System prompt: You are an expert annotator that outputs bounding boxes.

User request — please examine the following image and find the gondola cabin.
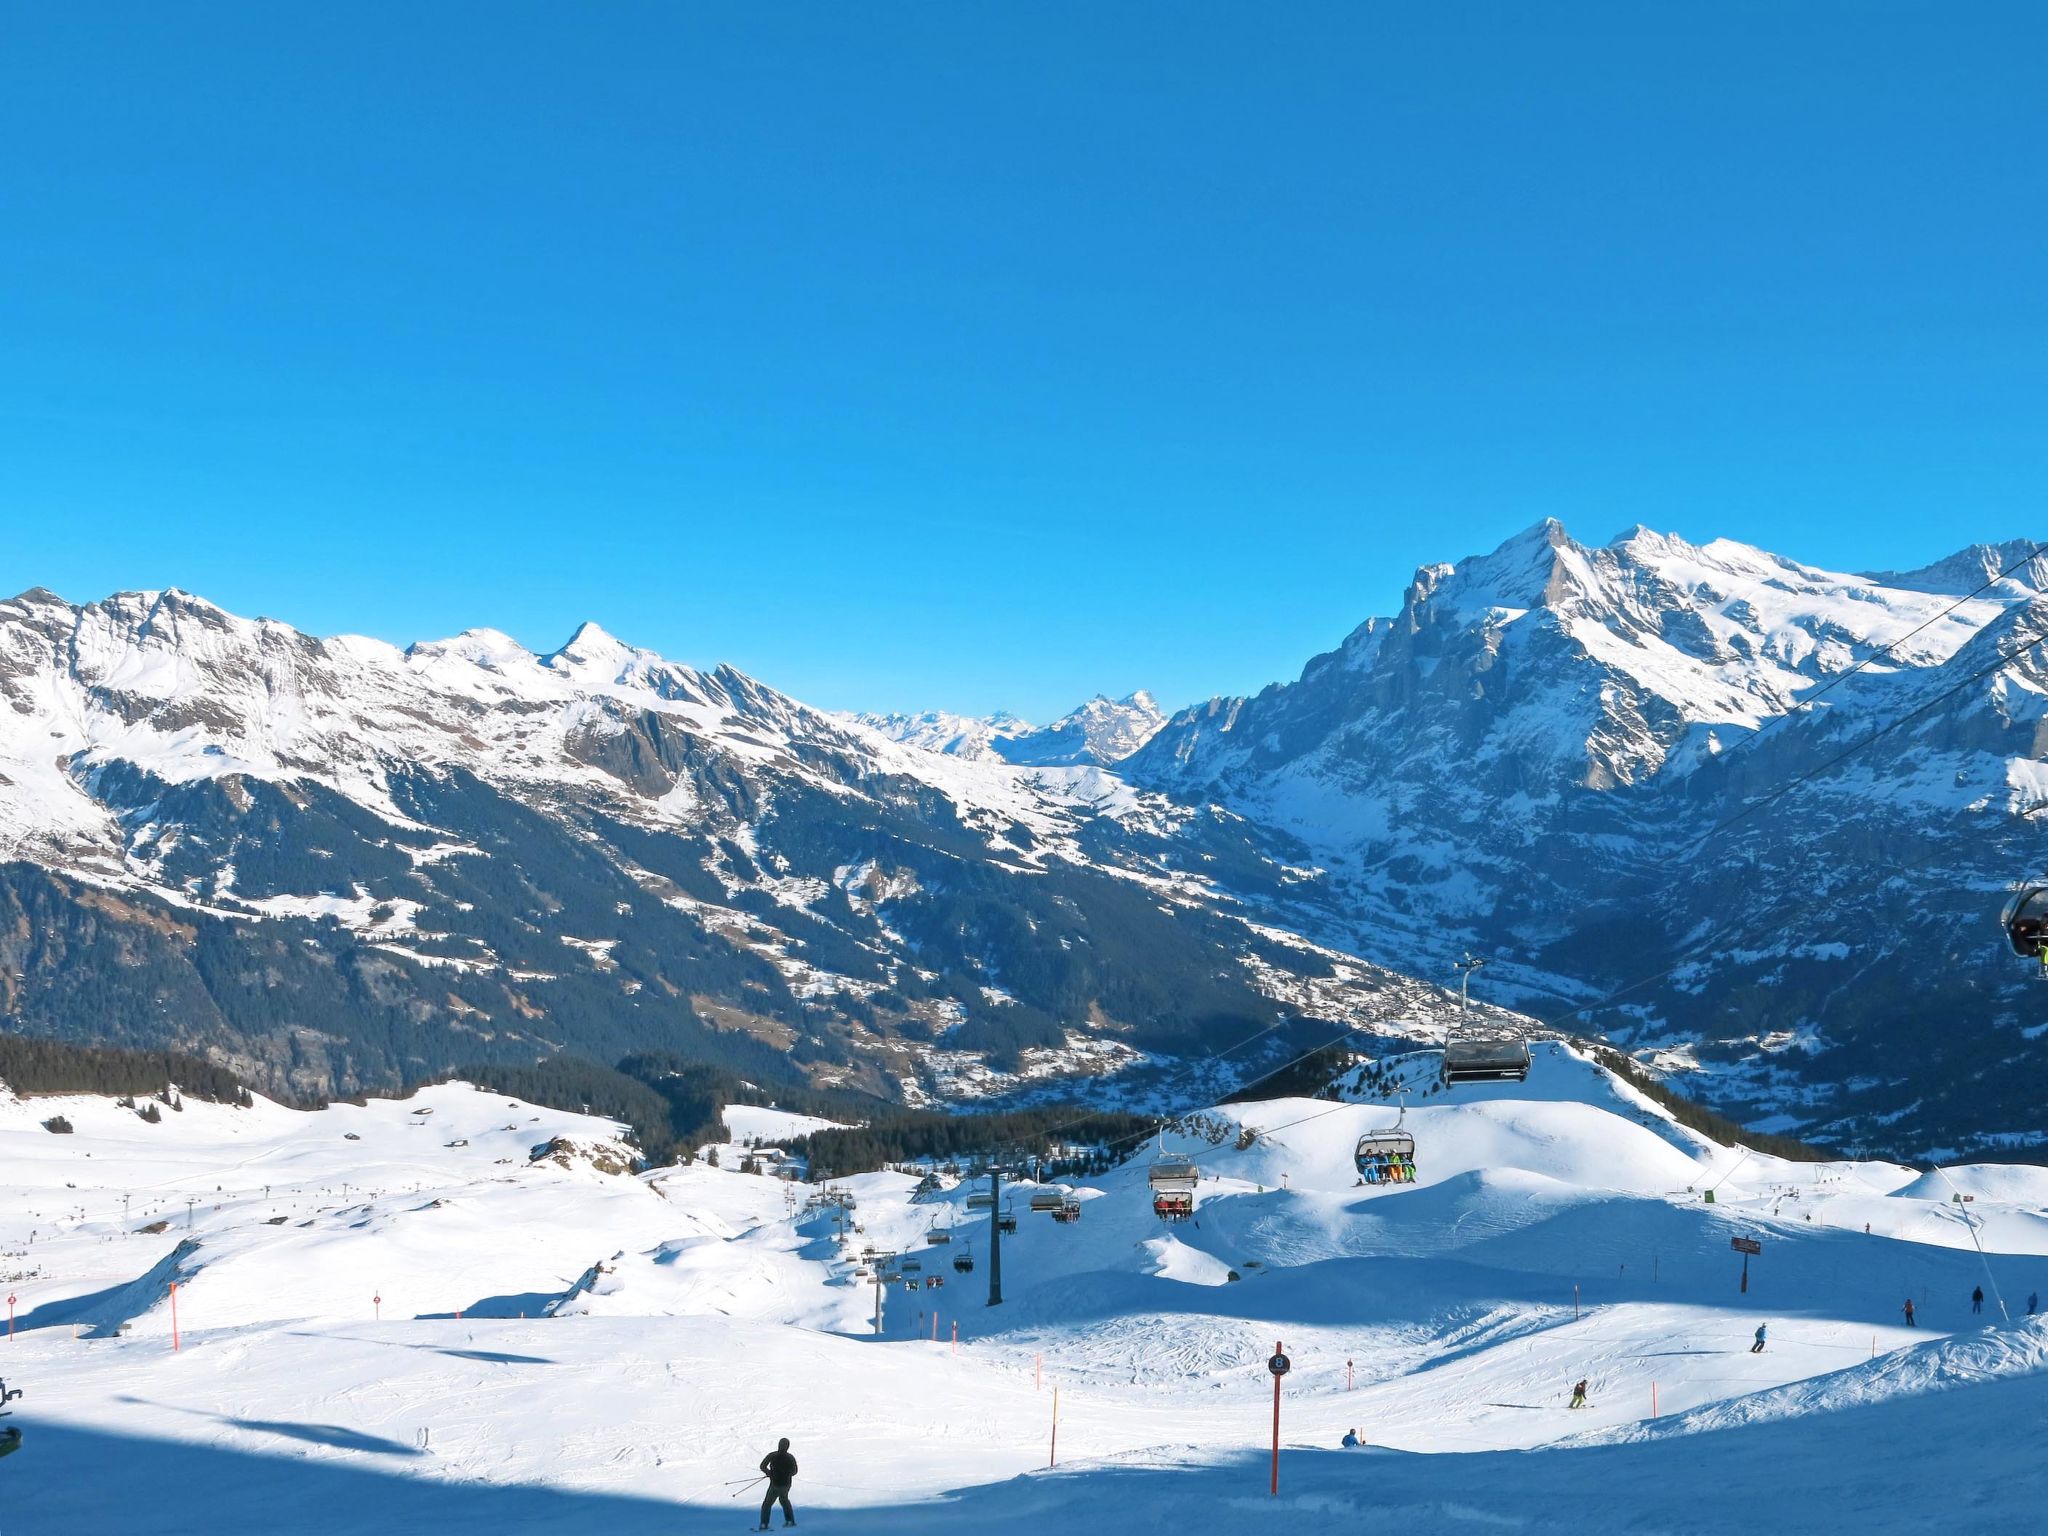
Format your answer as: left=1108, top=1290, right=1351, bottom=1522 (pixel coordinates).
left=2002, top=886, right=2048, bottom=974
left=1441, top=1038, right=1532, bottom=1085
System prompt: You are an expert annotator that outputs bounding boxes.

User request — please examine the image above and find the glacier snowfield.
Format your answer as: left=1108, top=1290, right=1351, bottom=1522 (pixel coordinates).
left=5, top=1044, right=2047, bottom=1534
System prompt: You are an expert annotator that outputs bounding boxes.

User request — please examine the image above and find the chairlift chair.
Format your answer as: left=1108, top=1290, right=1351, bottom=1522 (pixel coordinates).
left=997, top=1205, right=1019, bottom=1234
left=1028, top=1189, right=1065, bottom=1213
left=1440, top=1038, right=1532, bottom=1085
left=2001, top=886, right=2048, bottom=976
left=953, top=1249, right=974, bottom=1274
left=1353, top=1113, right=1417, bottom=1186
left=1148, top=1151, right=1200, bottom=1222
left=966, top=1191, right=995, bottom=1211
left=1053, top=1198, right=1082, bottom=1224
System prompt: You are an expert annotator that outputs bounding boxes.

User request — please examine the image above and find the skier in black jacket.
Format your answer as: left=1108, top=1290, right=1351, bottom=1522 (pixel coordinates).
left=757, top=1438, right=798, bottom=1529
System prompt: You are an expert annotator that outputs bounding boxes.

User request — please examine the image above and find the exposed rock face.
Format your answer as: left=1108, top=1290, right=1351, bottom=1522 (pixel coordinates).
left=1126, top=524, right=2048, bottom=1154
left=0, top=588, right=1481, bottom=1113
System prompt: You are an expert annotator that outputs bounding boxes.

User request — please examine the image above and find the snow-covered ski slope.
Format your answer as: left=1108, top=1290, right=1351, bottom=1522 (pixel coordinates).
left=4, top=1045, right=2046, bottom=1534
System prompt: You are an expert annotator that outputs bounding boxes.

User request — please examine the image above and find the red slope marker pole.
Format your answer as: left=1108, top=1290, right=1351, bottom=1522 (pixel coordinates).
left=6, top=1293, right=14, bottom=1341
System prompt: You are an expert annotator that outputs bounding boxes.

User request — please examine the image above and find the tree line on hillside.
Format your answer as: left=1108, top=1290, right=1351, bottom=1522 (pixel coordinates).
left=785, top=1105, right=1155, bottom=1179
left=0, top=1033, right=253, bottom=1105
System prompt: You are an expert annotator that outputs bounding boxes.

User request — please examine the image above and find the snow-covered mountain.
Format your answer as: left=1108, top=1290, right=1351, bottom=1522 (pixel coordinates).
left=3, top=518, right=2043, bottom=1158
left=857, top=690, right=1165, bottom=767
left=0, top=587, right=1483, bottom=1106
left=1127, top=521, right=2048, bottom=1155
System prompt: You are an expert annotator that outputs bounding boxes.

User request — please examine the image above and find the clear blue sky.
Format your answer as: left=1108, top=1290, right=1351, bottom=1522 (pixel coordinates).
left=2, top=3, right=2041, bottom=720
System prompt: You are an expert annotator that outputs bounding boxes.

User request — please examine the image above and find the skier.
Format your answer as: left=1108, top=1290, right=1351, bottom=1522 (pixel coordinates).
left=1568, top=1379, right=1588, bottom=1409
left=1973, top=1286, right=1985, bottom=1316
left=1341, top=1427, right=1360, bottom=1448
left=1751, top=1323, right=1767, bottom=1354
left=755, top=1437, right=798, bottom=1530
left=1903, top=1298, right=1916, bottom=1328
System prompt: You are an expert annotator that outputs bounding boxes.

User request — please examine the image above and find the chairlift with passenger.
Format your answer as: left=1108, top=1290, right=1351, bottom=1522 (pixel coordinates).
left=2001, top=885, right=2048, bottom=977
left=1353, top=1102, right=1417, bottom=1184
left=953, top=1247, right=974, bottom=1274
left=1147, top=1135, right=1200, bottom=1222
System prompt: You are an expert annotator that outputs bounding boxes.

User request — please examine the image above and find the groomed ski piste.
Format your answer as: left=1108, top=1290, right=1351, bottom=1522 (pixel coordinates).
left=4, top=1043, right=2047, bottom=1534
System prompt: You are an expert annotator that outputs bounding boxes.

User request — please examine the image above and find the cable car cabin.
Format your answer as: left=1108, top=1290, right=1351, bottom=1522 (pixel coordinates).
left=1152, top=1190, right=1195, bottom=1221
left=1052, top=1199, right=1082, bottom=1224
left=1441, top=1038, right=1532, bottom=1085
left=1353, top=1131, right=1416, bottom=1185
left=1028, top=1190, right=1065, bottom=1213
left=2002, top=886, right=2048, bottom=975
left=953, top=1250, right=974, bottom=1274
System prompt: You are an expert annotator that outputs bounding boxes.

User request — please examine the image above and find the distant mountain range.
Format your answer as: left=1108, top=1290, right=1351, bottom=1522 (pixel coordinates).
left=855, top=691, right=1166, bottom=768
left=1, top=520, right=2043, bottom=1157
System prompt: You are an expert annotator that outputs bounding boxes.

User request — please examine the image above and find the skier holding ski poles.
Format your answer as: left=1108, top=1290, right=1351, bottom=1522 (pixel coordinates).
left=754, top=1437, right=798, bottom=1530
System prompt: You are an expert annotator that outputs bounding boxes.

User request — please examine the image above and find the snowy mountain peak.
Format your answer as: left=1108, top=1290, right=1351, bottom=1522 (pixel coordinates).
left=857, top=689, right=1166, bottom=767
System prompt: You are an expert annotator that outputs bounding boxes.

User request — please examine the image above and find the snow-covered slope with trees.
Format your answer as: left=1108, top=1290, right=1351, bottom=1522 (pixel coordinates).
left=3, top=1045, right=2045, bottom=1534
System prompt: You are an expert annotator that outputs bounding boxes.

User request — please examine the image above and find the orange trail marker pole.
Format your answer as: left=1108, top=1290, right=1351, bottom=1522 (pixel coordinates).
left=951, top=1320, right=958, bottom=1355
left=1048, top=1385, right=1059, bottom=1468
left=170, top=1282, right=181, bottom=1353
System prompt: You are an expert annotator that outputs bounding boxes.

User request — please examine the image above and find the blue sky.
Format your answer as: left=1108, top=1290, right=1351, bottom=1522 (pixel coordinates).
left=2, top=3, right=2041, bottom=719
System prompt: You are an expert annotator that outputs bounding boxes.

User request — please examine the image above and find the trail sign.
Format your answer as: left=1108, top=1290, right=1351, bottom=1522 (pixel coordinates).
left=1731, top=1237, right=1762, bottom=1256
left=1267, top=1351, right=1292, bottom=1377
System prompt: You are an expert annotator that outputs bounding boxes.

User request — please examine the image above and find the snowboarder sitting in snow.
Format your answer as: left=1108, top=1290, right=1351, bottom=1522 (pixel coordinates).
left=1751, top=1323, right=1767, bottom=1354
left=1341, top=1427, right=1360, bottom=1448
left=1568, top=1379, right=1588, bottom=1409
left=757, top=1437, right=798, bottom=1530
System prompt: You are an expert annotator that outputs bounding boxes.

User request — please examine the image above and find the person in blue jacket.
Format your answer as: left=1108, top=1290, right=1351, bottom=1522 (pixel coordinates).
left=1751, top=1323, right=1767, bottom=1353
left=1341, top=1428, right=1360, bottom=1448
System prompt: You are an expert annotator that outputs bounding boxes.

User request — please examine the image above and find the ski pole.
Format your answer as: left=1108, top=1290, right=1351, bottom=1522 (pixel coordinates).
left=730, top=1475, right=767, bottom=1497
